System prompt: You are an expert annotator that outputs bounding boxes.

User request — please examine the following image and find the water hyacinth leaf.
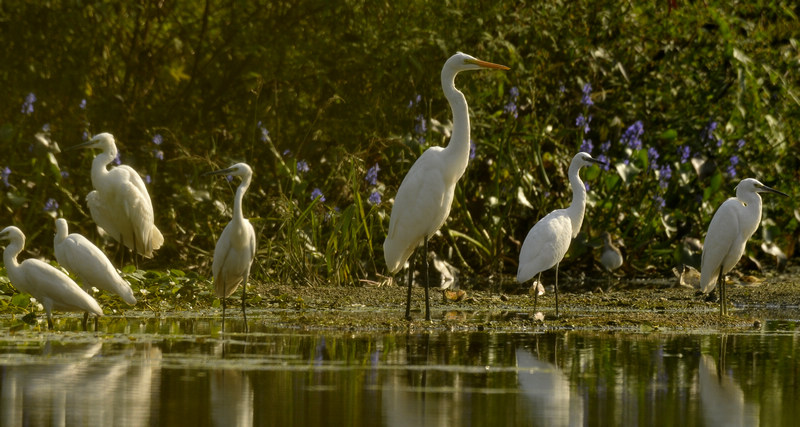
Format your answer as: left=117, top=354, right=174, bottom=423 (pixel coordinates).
left=659, top=129, right=677, bottom=140
left=11, top=293, right=30, bottom=307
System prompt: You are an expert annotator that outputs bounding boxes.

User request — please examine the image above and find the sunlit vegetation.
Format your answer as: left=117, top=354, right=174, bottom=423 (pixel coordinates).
left=1, top=1, right=798, bottom=315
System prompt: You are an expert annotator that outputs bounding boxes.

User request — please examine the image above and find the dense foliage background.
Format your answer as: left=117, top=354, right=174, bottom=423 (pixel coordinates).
left=1, top=1, right=798, bottom=304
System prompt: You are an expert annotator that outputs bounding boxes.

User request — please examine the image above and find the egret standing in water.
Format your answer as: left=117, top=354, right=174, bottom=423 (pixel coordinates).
left=54, top=218, right=136, bottom=329
left=517, top=152, right=606, bottom=317
left=1, top=226, right=103, bottom=330
left=600, top=231, right=624, bottom=287
left=205, top=163, right=256, bottom=333
left=384, top=52, right=509, bottom=321
left=700, top=178, right=787, bottom=317
left=68, top=133, right=164, bottom=266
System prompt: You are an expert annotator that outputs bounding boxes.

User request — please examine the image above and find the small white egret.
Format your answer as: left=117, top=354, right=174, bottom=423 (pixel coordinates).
left=1, top=226, right=103, bottom=330
left=384, top=52, right=509, bottom=321
left=54, top=218, right=136, bottom=328
left=699, top=178, right=787, bottom=317
left=68, top=133, right=164, bottom=266
left=517, top=152, right=606, bottom=317
left=205, top=163, right=257, bottom=333
left=600, top=231, right=623, bottom=287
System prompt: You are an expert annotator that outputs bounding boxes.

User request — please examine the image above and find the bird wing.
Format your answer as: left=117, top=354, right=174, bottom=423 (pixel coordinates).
left=110, top=166, right=162, bottom=257
left=699, top=198, right=741, bottom=293
left=212, top=219, right=256, bottom=298
left=517, top=210, right=573, bottom=283
left=57, top=234, right=136, bottom=304
left=384, top=148, right=451, bottom=273
left=20, top=259, right=103, bottom=316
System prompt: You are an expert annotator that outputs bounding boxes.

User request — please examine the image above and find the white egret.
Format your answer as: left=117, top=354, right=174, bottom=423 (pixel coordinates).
left=68, top=133, right=164, bottom=266
left=600, top=231, right=623, bottom=287
left=699, top=178, right=787, bottom=317
left=517, top=152, right=606, bottom=317
left=383, top=52, right=509, bottom=321
left=54, top=218, right=136, bottom=328
left=205, top=163, right=256, bottom=333
left=1, top=226, right=103, bottom=330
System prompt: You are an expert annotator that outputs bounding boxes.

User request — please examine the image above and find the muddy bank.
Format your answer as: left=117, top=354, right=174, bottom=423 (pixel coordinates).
left=250, top=270, right=800, bottom=333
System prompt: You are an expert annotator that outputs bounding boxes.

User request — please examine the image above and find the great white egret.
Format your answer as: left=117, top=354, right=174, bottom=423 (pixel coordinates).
left=68, top=133, right=164, bottom=266
left=517, top=152, right=605, bottom=317
left=383, top=52, right=509, bottom=321
left=699, top=178, right=787, bottom=317
left=54, top=218, right=136, bottom=328
left=205, top=162, right=256, bottom=333
left=1, top=226, right=103, bottom=329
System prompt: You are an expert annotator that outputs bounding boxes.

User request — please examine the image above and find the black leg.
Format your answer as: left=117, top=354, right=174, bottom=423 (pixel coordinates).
left=48, top=314, right=53, bottom=330
left=242, top=279, right=249, bottom=333
left=222, top=297, right=227, bottom=334
left=554, top=262, right=560, bottom=318
left=405, top=250, right=414, bottom=320
left=82, top=312, right=89, bottom=331
left=718, top=269, right=726, bottom=318
left=424, top=236, right=431, bottom=321
left=533, top=272, right=542, bottom=313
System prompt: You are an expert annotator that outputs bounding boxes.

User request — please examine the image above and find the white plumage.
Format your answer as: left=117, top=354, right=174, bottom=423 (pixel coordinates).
left=54, top=218, right=136, bottom=306
left=1, top=226, right=102, bottom=329
left=383, top=52, right=508, bottom=320
left=699, top=178, right=787, bottom=316
left=70, top=133, right=164, bottom=260
left=517, top=152, right=605, bottom=316
left=206, top=162, right=257, bottom=332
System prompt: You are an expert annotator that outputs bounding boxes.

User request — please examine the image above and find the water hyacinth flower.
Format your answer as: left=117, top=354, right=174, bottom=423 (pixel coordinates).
left=581, top=83, right=594, bottom=106
left=621, top=120, right=644, bottom=150
left=647, top=147, right=659, bottom=169
left=407, top=94, right=422, bottom=109
left=580, top=139, right=593, bottom=154
left=79, top=99, right=87, bottom=110
left=2, top=166, right=11, bottom=187
left=469, top=140, right=476, bottom=161
left=60, top=170, right=69, bottom=178
left=653, top=194, right=666, bottom=210
left=597, top=154, right=610, bottom=170
left=365, top=163, right=380, bottom=186
left=368, top=190, right=381, bottom=205
left=705, top=121, right=718, bottom=141
left=737, top=139, right=745, bottom=149
left=728, top=155, right=739, bottom=177
left=414, top=114, right=427, bottom=144
left=145, top=175, right=152, bottom=184
left=153, top=150, right=164, bottom=161
left=152, top=134, right=163, bottom=145
left=297, top=160, right=310, bottom=173
left=22, top=93, right=36, bottom=115
left=678, top=145, right=691, bottom=163
left=576, top=114, right=591, bottom=134
left=113, top=152, right=121, bottom=165
left=43, top=198, right=58, bottom=212
left=504, top=86, right=519, bottom=119
left=311, top=188, right=325, bottom=202
left=658, top=164, right=672, bottom=189
left=257, top=121, right=270, bottom=142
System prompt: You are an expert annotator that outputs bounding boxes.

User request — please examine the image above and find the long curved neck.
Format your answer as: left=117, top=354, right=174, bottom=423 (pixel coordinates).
left=233, top=175, right=251, bottom=222
left=566, top=163, right=587, bottom=238
left=441, top=68, right=471, bottom=182
left=3, top=238, right=22, bottom=272
left=91, top=147, right=115, bottom=189
left=739, top=192, right=763, bottom=239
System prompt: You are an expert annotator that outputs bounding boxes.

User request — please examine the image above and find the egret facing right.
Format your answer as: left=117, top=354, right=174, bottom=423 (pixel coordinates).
left=700, top=178, right=787, bottom=317
left=517, top=152, right=606, bottom=317
left=68, top=133, right=164, bottom=265
left=384, top=52, right=509, bottom=321
left=205, top=163, right=256, bottom=333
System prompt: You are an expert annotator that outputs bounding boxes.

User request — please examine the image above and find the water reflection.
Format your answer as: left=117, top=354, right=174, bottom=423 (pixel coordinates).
left=0, top=319, right=797, bottom=426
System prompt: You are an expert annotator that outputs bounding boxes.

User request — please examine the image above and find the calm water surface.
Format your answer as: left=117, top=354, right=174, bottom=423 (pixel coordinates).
left=0, top=313, right=798, bottom=426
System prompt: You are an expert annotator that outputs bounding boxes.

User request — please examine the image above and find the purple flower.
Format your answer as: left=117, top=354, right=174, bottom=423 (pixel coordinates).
left=504, top=101, right=518, bottom=118
left=282, top=149, right=291, bottom=157
left=469, top=140, right=476, bottom=161
left=153, top=149, right=164, bottom=160
left=82, top=131, right=89, bottom=141
left=728, top=156, right=739, bottom=177
left=22, top=93, right=36, bottom=115
left=365, top=163, right=380, bottom=186
left=79, top=99, right=87, bottom=110
left=297, top=160, right=309, bottom=173
left=152, top=134, right=163, bottom=145
left=145, top=175, right=152, bottom=184
left=581, top=83, right=594, bottom=106
left=647, top=147, right=659, bottom=169
left=621, top=121, right=644, bottom=150
left=678, top=145, right=691, bottom=163
left=559, top=84, right=566, bottom=93
left=584, top=182, right=590, bottom=191
left=509, top=86, right=520, bottom=99
left=653, top=195, right=665, bottom=210
left=311, top=188, right=325, bottom=202
left=2, top=167, right=11, bottom=187
left=600, top=140, right=611, bottom=153
left=113, top=152, right=121, bottom=165
left=42, top=123, right=50, bottom=132
left=257, top=121, right=270, bottom=142
left=705, top=122, right=718, bottom=141
left=580, top=139, right=593, bottom=154
left=737, top=139, right=745, bottom=149
left=576, top=114, right=591, bottom=134
left=43, top=198, right=58, bottom=212
left=414, top=114, right=427, bottom=143
left=658, top=164, right=672, bottom=189
left=597, top=154, right=611, bottom=170
left=368, top=190, right=381, bottom=205
left=60, top=170, right=69, bottom=178
left=730, top=155, right=739, bottom=166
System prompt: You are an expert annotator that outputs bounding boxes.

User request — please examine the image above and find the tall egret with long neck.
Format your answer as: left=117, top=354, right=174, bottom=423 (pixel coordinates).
left=517, top=152, right=606, bottom=317
left=54, top=218, right=136, bottom=328
left=68, top=133, right=164, bottom=265
left=205, top=163, right=256, bottom=333
left=1, top=226, right=103, bottom=330
left=700, top=178, right=787, bottom=317
left=384, top=52, right=509, bottom=321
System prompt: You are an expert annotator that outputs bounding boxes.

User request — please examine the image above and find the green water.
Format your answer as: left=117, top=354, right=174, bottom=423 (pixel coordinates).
left=0, top=316, right=797, bottom=426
